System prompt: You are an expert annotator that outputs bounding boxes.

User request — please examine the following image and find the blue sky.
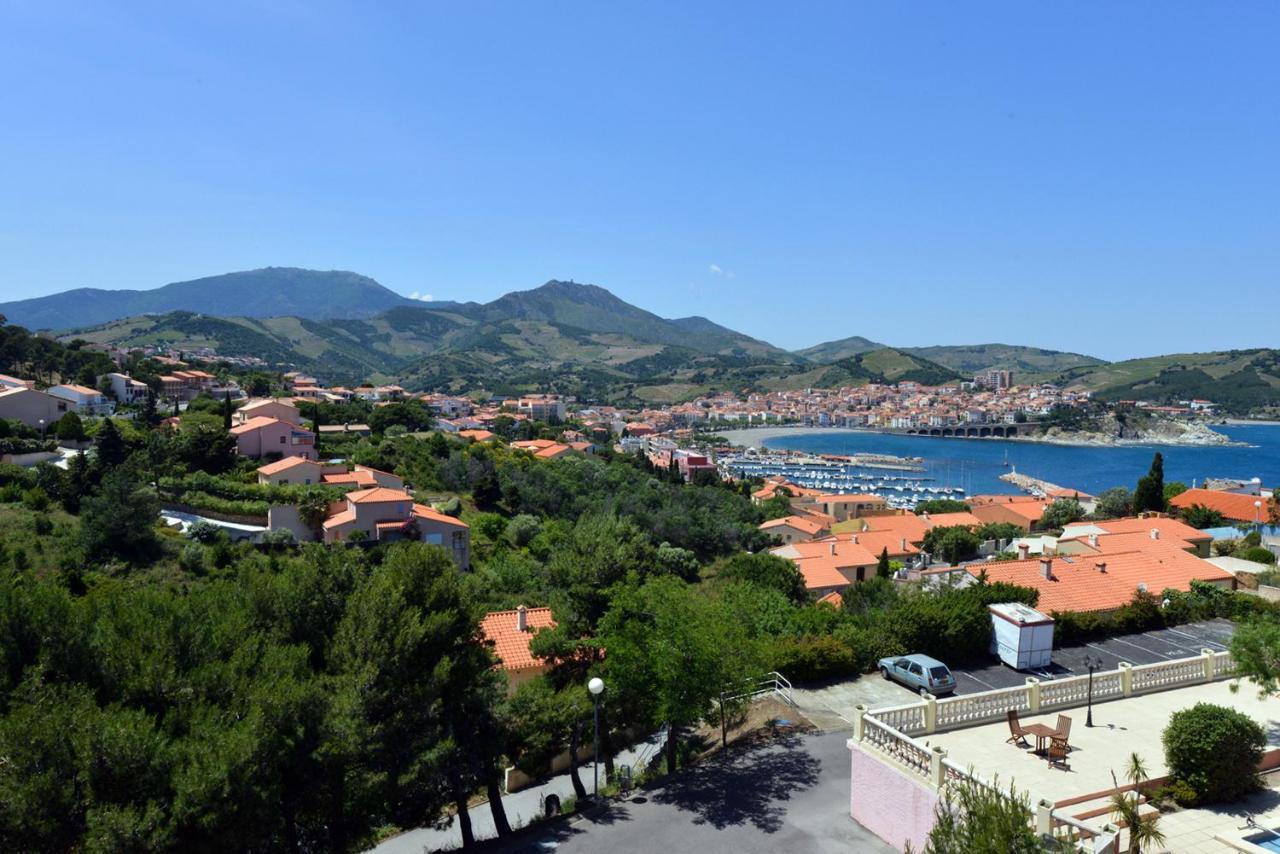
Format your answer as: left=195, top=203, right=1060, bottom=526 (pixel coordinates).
left=1, top=2, right=1276, bottom=360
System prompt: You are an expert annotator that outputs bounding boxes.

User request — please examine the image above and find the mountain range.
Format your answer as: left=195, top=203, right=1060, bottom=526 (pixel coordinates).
left=0, top=268, right=420, bottom=328
left=6, top=268, right=1277, bottom=413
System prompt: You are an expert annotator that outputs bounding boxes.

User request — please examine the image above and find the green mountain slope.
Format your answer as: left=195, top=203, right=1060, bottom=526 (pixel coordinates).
left=1052, top=349, right=1280, bottom=415
left=793, top=335, right=886, bottom=362
left=900, top=343, right=1106, bottom=379
left=2, top=268, right=419, bottom=330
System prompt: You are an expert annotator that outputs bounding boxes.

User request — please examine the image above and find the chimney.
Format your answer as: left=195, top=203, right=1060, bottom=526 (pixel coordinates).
left=516, top=604, right=528, bottom=632
left=830, top=543, right=837, bottom=555
left=1150, top=528, right=1160, bottom=540
left=922, top=512, right=930, bottom=521
left=1095, top=561, right=1107, bottom=573
left=1088, top=533, right=1099, bottom=548
left=900, top=537, right=908, bottom=552
left=1039, top=558, right=1054, bottom=580
left=1018, top=543, right=1030, bottom=560
left=851, top=534, right=859, bottom=545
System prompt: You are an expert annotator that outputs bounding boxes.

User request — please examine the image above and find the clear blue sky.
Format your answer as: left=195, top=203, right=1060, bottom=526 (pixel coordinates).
left=2, top=2, right=1277, bottom=360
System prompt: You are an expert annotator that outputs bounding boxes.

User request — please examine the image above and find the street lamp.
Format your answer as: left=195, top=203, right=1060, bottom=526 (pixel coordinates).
left=1256, top=500, right=1264, bottom=532
left=38, top=418, right=45, bottom=441
left=588, top=677, right=605, bottom=798
left=1083, top=654, right=1103, bottom=727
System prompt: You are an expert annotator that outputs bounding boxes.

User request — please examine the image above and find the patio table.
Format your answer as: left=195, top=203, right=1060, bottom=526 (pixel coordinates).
left=1023, top=723, right=1059, bottom=756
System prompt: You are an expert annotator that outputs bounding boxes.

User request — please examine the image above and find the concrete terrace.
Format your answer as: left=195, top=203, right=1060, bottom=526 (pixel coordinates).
left=929, top=679, right=1280, bottom=806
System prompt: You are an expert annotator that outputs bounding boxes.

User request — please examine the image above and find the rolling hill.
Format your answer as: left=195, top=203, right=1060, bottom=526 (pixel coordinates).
left=0, top=268, right=420, bottom=329
left=899, top=344, right=1106, bottom=380
left=793, top=335, right=886, bottom=362
left=1050, top=349, right=1280, bottom=416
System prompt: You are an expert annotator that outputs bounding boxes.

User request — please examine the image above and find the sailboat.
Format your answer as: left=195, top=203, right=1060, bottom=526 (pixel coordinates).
left=1001, top=449, right=1010, bottom=468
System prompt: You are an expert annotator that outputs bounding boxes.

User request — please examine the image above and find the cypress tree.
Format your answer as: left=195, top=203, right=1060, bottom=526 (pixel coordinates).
left=1133, top=452, right=1166, bottom=513
left=222, top=393, right=233, bottom=431
left=876, top=546, right=892, bottom=578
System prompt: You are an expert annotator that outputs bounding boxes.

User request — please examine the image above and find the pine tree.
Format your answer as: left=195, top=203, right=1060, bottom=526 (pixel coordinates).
left=93, top=419, right=128, bottom=470
left=222, top=394, right=232, bottom=431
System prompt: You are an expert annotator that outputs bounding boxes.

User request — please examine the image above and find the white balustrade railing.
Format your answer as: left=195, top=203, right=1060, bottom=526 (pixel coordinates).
left=1214, top=651, right=1236, bottom=677
left=1130, top=656, right=1205, bottom=693
left=934, top=684, right=1028, bottom=731
left=861, top=716, right=931, bottom=779
left=873, top=702, right=926, bottom=735
left=1040, top=670, right=1121, bottom=710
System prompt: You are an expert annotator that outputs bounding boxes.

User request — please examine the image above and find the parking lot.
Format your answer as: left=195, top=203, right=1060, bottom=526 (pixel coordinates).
left=792, top=619, right=1237, bottom=725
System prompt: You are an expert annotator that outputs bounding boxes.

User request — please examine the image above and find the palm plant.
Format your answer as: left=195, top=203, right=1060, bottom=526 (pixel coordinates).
left=1110, top=753, right=1166, bottom=854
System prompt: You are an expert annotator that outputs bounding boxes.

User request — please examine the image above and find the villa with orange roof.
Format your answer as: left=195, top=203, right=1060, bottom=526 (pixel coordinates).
left=231, top=416, right=317, bottom=460
left=480, top=604, right=557, bottom=695
left=236, top=398, right=303, bottom=426
left=770, top=537, right=887, bottom=597
left=321, top=486, right=470, bottom=567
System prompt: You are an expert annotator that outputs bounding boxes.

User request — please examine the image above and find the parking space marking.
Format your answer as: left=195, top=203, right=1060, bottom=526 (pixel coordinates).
left=958, top=671, right=998, bottom=691
left=1105, top=634, right=1185, bottom=660
left=1166, top=627, right=1228, bottom=650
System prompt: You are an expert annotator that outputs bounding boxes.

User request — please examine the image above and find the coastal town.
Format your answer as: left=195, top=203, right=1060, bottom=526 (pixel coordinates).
left=4, top=6, right=1280, bottom=854
left=0, top=332, right=1274, bottom=852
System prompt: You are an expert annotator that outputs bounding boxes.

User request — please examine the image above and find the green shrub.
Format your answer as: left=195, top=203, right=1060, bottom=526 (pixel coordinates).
left=1051, top=610, right=1109, bottom=645
left=21, top=487, right=49, bottom=512
left=1214, top=538, right=1241, bottom=557
left=1163, top=703, right=1264, bottom=804
left=1238, top=547, right=1277, bottom=566
left=1152, top=779, right=1198, bottom=808
left=768, top=635, right=860, bottom=683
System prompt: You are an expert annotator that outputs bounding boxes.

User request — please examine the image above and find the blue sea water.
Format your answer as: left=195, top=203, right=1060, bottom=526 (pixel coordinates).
left=755, top=424, right=1280, bottom=497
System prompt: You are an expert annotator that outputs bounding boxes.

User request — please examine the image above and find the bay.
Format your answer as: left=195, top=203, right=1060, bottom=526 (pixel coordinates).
left=750, top=425, right=1280, bottom=497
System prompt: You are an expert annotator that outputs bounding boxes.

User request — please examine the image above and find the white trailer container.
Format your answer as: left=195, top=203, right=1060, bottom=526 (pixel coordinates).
left=989, top=602, right=1054, bottom=670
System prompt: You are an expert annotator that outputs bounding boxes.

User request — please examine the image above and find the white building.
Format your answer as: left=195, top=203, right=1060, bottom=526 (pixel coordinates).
left=100, top=372, right=150, bottom=405
left=47, top=383, right=114, bottom=415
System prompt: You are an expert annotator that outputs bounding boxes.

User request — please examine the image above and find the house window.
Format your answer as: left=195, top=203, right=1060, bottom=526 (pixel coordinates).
left=279, top=436, right=286, bottom=444
left=304, top=478, right=311, bottom=485
left=856, top=567, right=865, bottom=581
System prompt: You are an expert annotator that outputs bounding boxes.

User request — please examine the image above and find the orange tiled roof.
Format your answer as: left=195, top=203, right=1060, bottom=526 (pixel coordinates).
left=322, top=509, right=357, bottom=529
left=480, top=607, right=557, bottom=671
left=862, top=513, right=930, bottom=543
left=1088, top=516, right=1211, bottom=542
left=411, top=504, right=469, bottom=529
left=229, top=415, right=288, bottom=435
left=921, top=511, right=985, bottom=529
left=257, top=456, right=317, bottom=476
left=322, top=470, right=379, bottom=487
left=1170, top=488, right=1271, bottom=524
left=459, top=429, right=496, bottom=441
left=347, top=487, right=413, bottom=504
left=968, top=548, right=1233, bottom=614
left=817, top=591, right=843, bottom=608
left=760, top=515, right=827, bottom=536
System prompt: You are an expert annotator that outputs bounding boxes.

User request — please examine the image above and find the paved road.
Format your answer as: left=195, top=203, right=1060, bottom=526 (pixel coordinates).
left=494, top=730, right=892, bottom=854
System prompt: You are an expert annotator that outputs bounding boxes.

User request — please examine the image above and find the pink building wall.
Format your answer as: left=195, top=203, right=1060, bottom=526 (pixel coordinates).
left=849, top=742, right=939, bottom=852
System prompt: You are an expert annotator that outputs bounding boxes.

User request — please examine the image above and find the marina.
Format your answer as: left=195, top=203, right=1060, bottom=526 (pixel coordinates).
left=717, top=451, right=965, bottom=509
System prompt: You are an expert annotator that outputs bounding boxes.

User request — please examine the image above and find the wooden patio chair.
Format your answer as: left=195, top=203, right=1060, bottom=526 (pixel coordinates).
left=1006, top=709, right=1030, bottom=747
left=1054, top=714, right=1073, bottom=749
left=1047, top=736, right=1070, bottom=769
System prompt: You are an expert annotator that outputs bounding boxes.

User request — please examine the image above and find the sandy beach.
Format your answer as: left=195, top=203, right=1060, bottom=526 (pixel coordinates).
left=715, top=426, right=879, bottom=448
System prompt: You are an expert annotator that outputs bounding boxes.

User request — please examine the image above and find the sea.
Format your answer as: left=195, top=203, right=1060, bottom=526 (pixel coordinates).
left=750, top=424, right=1280, bottom=497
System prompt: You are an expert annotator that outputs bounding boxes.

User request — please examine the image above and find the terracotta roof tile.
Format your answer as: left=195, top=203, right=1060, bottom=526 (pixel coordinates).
left=480, top=607, right=557, bottom=671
